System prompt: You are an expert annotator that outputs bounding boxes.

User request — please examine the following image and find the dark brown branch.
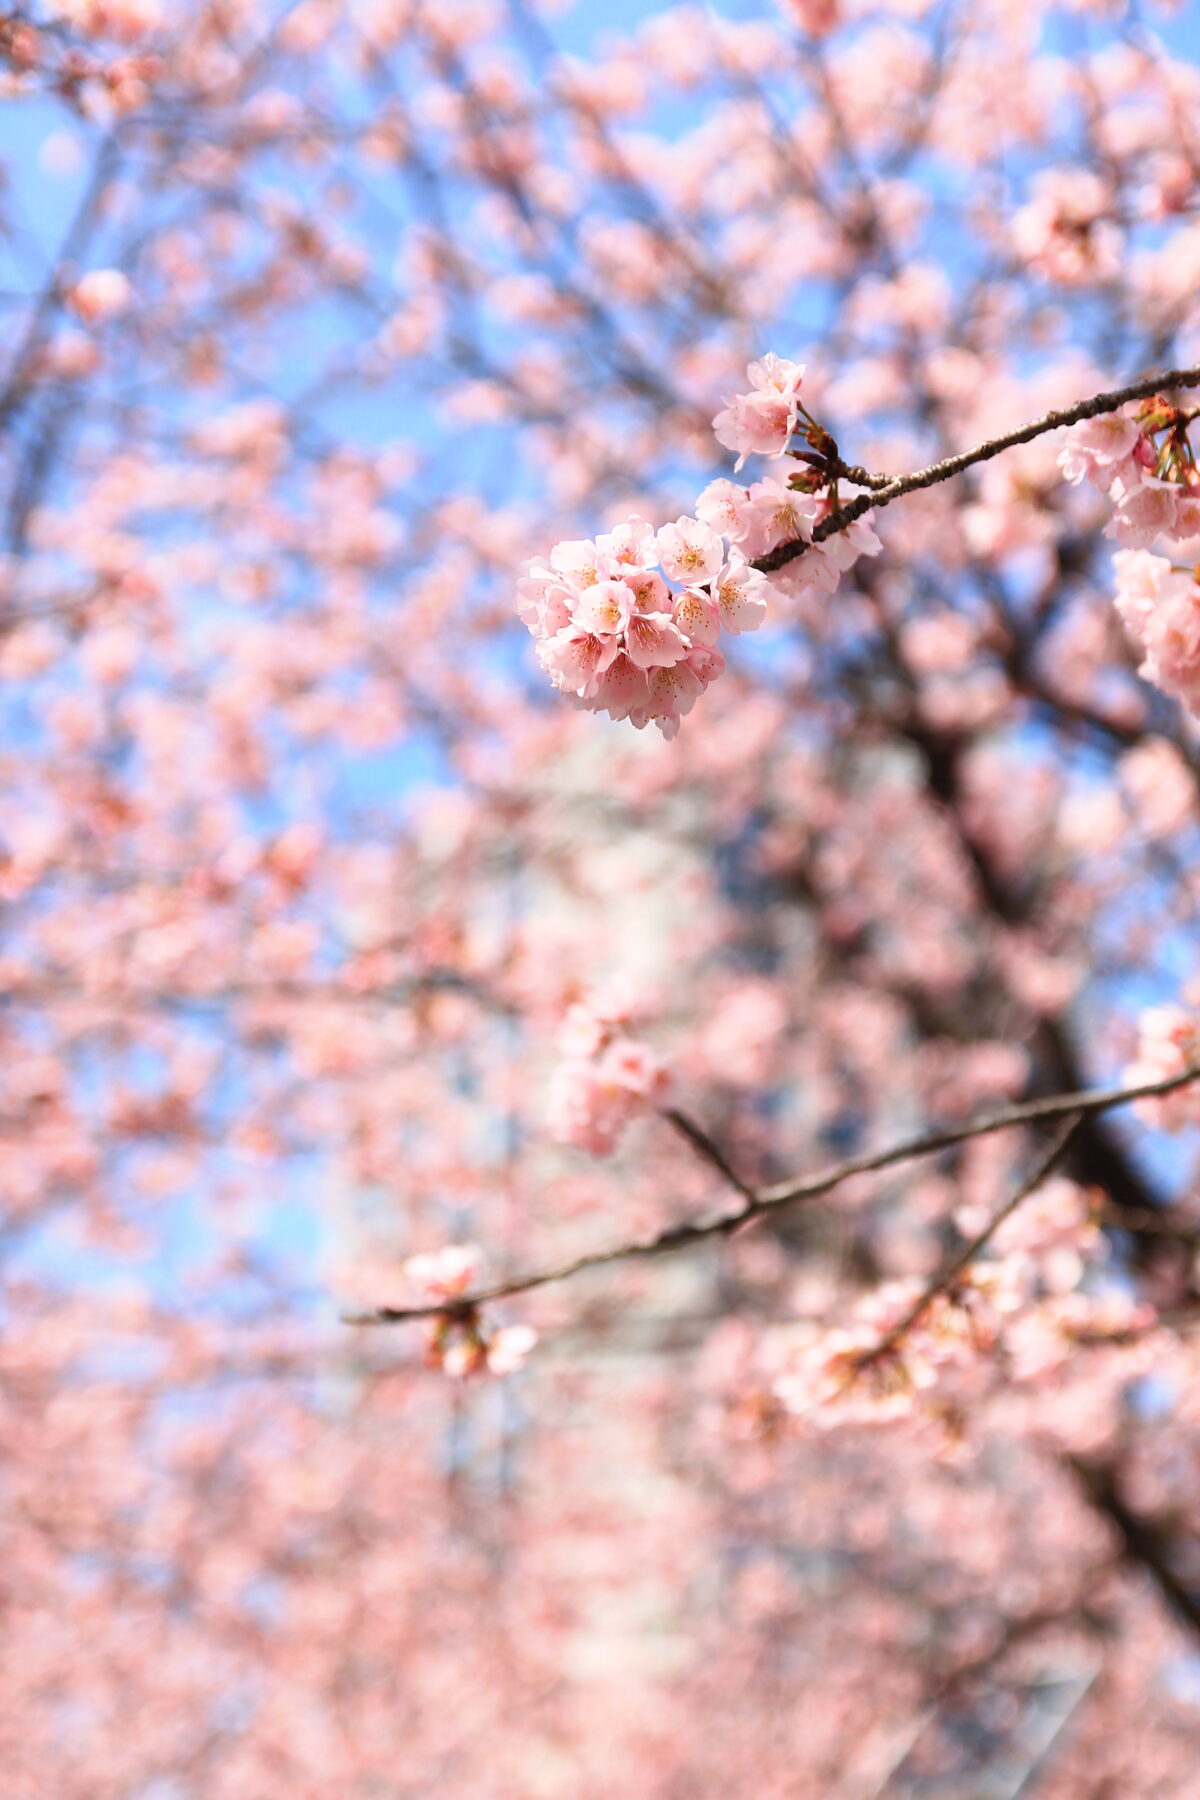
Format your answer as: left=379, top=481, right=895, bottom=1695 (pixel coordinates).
left=344, top=1065, right=1199, bottom=1327
left=1066, top=1456, right=1200, bottom=1641
left=754, top=1071, right=1184, bottom=1211
left=753, top=362, right=1200, bottom=573
left=660, top=1106, right=760, bottom=1207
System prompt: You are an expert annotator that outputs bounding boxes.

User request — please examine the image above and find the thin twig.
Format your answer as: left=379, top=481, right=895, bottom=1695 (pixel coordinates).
left=661, top=1106, right=759, bottom=1206
left=754, top=1071, right=1192, bottom=1209
left=344, top=1065, right=1200, bottom=1326
left=753, top=363, right=1200, bottom=573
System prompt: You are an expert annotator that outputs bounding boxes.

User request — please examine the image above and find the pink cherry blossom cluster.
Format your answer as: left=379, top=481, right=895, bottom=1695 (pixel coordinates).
left=772, top=1180, right=1141, bottom=1431
left=1112, top=549, right=1200, bottom=715
left=772, top=1267, right=1024, bottom=1430
left=702, top=351, right=880, bottom=596
left=1059, top=400, right=1200, bottom=547
left=1011, top=168, right=1121, bottom=288
left=517, top=512, right=771, bottom=739
left=1126, top=1005, right=1200, bottom=1131
left=712, top=352, right=808, bottom=469
left=547, top=1000, right=671, bottom=1155
left=693, top=473, right=880, bottom=600
left=403, top=1244, right=536, bottom=1376
left=774, top=1316, right=937, bottom=1427
left=517, top=356, right=880, bottom=735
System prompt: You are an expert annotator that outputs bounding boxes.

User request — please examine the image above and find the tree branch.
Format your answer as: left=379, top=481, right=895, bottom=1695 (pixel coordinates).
left=660, top=1106, right=760, bottom=1206
left=344, top=1065, right=1199, bottom=1327
left=753, top=363, right=1200, bottom=573
left=1066, top=1455, right=1200, bottom=1641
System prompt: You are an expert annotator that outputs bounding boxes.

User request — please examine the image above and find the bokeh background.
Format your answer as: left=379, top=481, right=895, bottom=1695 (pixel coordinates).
left=5, top=0, right=1200, bottom=1792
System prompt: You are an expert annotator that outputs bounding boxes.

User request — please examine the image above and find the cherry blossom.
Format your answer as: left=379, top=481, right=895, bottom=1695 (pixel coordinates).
left=1060, top=401, right=1200, bottom=546
left=403, top=1242, right=484, bottom=1301
left=548, top=1002, right=672, bottom=1155
left=1113, top=549, right=1200, bottom=713
left=713, top=353, right=808, bottom=469
left=1012, top=167, right=1122, bottom=287
left=1127, top=1006, right=1200, bottom=1131
left=519, top=510, right=770, bottom=735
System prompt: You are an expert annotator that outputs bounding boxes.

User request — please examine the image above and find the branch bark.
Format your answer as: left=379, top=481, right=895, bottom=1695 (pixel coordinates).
left=345, top=1065, right=1199, bottom=1327
left=753, top=362, right=1200, bottom=573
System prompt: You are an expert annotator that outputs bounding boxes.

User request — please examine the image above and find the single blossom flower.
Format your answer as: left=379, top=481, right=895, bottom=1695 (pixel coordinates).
left=404, top=1243, right=483, bottom=1302
left=656, top=515, right=724, bottom=584
left=1058, top=412, right=1142, bottom=487
left=673, top=586, right=720, bottom=646
left=695, top=477, right=754, bottom=542
left=537, top=625, right=621, bottom=698
left=624, top=609, right=691, bottom=670
left=712, top=555, right=770, bottom=634
left=595, top=514, right=657, bottom=570
left=739, top=476, right=824, bottom=560
left=1126, top=1004, right=1200, bottom=1131
left=713, top=354, right=807, bottom=469
left=571, top=578, right=635, bottom=637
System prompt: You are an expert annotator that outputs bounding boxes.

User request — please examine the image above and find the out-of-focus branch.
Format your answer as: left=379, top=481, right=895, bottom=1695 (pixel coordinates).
left=1066, top=1455, right=1200, bottom=1640
left=0, top=133, right=121, bottom=430
left=660, top=1106, right=760, bottom=1206
left=754, top=363, right=1200, bottom=571
left=344, top=1065, right=1199, bottom=1326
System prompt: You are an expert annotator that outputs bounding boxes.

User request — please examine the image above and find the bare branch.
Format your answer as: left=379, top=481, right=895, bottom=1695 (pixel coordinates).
left=661, top=1106, right=760, bottom=1207
left=754, top=363, right=1200, bottom=573
left=344, top=1065, right=1199, bottom=1327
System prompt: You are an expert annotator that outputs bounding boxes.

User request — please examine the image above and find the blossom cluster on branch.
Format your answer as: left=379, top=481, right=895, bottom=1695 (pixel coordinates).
left=1127, top=1006, right=1200, bottom=1131
left=1060, top=400, right=1200, bottom=547
left=403, top=1244, right=536, bottom=1377
left=517, top=513, right=748, bottom=737
left=516, top=355, right=880, bottom=733
left=775, top=1178, right=1144, bottom=1433
left=547, top=999, right=671, bottom=1154
left=1112, top=551, right=1200, bottom=718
